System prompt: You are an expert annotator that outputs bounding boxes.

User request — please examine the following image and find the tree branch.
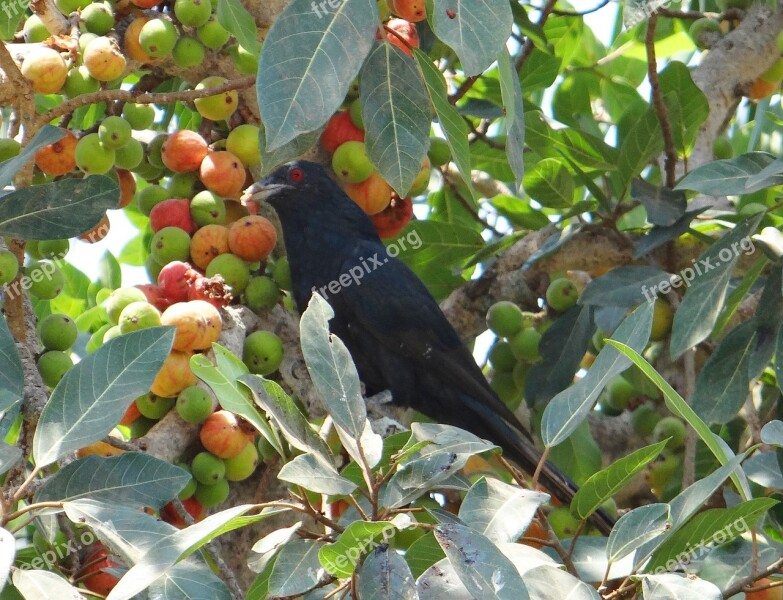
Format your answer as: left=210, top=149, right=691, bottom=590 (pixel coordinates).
left=36, top=75, right=256, bottom=127
left=645, top=14, right=677, bottom=189
left=688, top=5, right=783, bottom=171
left=721, top=557, right=783, bottom=598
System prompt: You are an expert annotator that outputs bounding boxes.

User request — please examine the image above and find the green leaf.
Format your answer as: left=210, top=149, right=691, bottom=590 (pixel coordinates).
left=630, top=179, right=686, bottom=227
left=606, top=503, right=669, bottom=563
left=430, top=0, right=512, bottom=76
left=458, top=477, right=546, bottom=544
left=525, top=566, right=603, bottom=599
left=393, top=220, right=484, bottom=271
left=414, top=50, right=475, bottom=198
left=12, top=569, right=85, bottom=599
left=488, top=196, right=550, bottom=230
left=470, top=139, right=514, bottom=181
left=191, top=346, right=283, bottom=456
left=645, top=498, right=778, bottom=572
left=572, top=441, right=668, bottom=520
left=361, top=42, right=431, bottom=196
left=633, top=456, right=746, bottom=568
left=433, top=523, right=529, bottom=599
left=33, top=327, right=174, bottom=468
left=258, top=0, right=377, bottom=150
left=299, top=294, right=366, bottom=438
left=74, top=501, right=279, bottom=600
left=616, top=108, right=663, bottom=192
left=278, top=452, right=357, bottom=495
left=659, top=61, right=708, bottom=155
left=268, top=539, right=325, bottom=597
left=97, top=251, right=122, bottom=290
left=0, top=4, right=23, bottom=39
left=640, top=573, right=721, bottom=599
left=548, top=421, right=603, bottom=486
left=319, top=520, right=397, bottom=577
left=0, top=316, right=23, bottom=414
left=690, top=322, right=755, bottom=424
left=241, top=374, right=328, bottom=459
left=604, top=341, right=751, bottom=500
left=519, top=49, right=561, bottom=91
left=676, top=153, right=783, bottom=195
left=116, top=234, right=147, bottom=267
left=746, top=155, right=783, bottom=190
left=541, top=302, right=653, bottom=447
left=712, top=256, right=777, bottom=340
left=0, top=442, right=21, bottom=477
left=0, top=125, right=64, bottom=189
left=525, top=304, right=594, bottom=408
left=259, top=127, right=321, bottom=175
left=670, top=214, right=764, bottom=359
left=216, top=0, right=261, bottom=54
left=497, top=48, right=525, bottom=194
left=406, top=532, right=445, bottom=578
left=634, top=208, right=706, bottom=259
left=383, top=424, right=497, bottom=509
left=0, top=176, right=119, bottom=239
left=526, top=111, right=618, bottom=172
left=522, top=158, right=574, bottom=208
left=760, top=420, right=783, bottom=446
left=428, top=187, right=481, bottom=229
left=64, top=500, right=232, bottom=599
left=357, top=545, right=417, bottom=600
left=579, top=266, right=673, bottom=307
left=35, top=453, right=190, bottom=509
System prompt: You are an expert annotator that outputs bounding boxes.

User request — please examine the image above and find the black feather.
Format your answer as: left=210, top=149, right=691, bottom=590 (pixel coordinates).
left=248, top=160, right=613, bottom=534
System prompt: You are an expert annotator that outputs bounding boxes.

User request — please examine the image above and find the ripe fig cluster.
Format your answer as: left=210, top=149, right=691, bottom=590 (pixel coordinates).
left=316, top=13, right=456, bottom=240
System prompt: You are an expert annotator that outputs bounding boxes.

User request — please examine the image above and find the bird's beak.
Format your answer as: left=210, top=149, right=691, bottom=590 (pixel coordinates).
left=240, top=182, right=287, bottom=204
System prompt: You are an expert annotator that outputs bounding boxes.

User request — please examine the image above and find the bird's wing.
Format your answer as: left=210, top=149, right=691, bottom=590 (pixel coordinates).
left=335, top=241, right=523, bottom=428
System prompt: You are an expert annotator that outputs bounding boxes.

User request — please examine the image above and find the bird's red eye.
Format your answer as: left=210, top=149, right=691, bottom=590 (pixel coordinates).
left=289, top=168, right=304, bottom=182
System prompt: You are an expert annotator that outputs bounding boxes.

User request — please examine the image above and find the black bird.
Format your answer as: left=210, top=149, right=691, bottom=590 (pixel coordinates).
left=243, top=160, right=613, bottom=534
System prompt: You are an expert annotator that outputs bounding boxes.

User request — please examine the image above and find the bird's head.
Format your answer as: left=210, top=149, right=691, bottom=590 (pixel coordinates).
left=241, top=161, right=336, bottom=211
left=241, top=160, right=379, bottom=237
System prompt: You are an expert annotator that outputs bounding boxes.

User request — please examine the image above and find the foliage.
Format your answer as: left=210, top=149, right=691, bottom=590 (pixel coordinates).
left=0, top=0, right=781, bottom=598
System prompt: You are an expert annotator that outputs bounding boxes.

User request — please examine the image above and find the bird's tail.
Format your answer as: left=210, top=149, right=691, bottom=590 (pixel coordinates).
left=504, top=436, right=616, bottom=536
left=460, top=394, right=616, bottom=535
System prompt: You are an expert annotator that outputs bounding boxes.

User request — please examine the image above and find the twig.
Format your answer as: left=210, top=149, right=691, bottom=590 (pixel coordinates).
left=4, top=500, right=64, bottom=523
left=11, top=465, right=41, bottom=504
left=443, top=175, right=502, bottom=235
left=645, top=14, right=677, bottom=189
left=515, top=0, right=558, bottom=72
left=532, top=446, right=550, bottom=488
left=537, top=508, right=578, bottom=575
left=657, top=8, right=709, bottom=19
left=743, top=383, right=764, bottom=450
left=31, top=0, right=69, bottom=35
left=466, top=118, right=505, bottom=149
left=0, top=41, right=31, bottom=96
left=551, top=0, right=611, bottom=16
left=36, top=75, right=256, bottom=127
left=681, top=348, right=696, bottom=488
left=197, top=536, right=244, bottom=599
left=721, top=557, right=783, bottom=598
left=449, top=75, right=480, bottom=105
